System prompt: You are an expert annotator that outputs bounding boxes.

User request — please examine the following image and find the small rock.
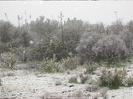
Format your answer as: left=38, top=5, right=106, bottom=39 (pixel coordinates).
left=66, top=70, right=70, bottom=74
left=99, top=87, right=109, bottom=98
left=69, top=84, right=74, bottom=87
left=112, top=95, right=116, bottom=98
left=91, top=92, right=102, bottom=99
left=55, top=80, right=62, bottom=86
left=97, top=97, right=104, bottom=99
left=85, top=85, right=98, bottom=92
left=6, top=72, right=15, bottom=76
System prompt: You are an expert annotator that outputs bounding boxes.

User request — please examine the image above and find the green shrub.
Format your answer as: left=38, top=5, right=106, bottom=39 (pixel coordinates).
left=40, top=59, right=61, bottom=73
left=100, top=68, right=126, bottom=89
left=0, top=52, right=16, bottom=69
left=61, top=57, right=79, bottom=70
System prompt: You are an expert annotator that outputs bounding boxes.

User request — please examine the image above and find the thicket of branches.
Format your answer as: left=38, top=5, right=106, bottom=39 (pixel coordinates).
left=0, top=17, right=133, bottom=64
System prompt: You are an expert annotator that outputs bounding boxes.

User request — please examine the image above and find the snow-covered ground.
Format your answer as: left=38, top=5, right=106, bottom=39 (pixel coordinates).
left=0, top=64, right=133, bottom=99
left=0, top=67, right=102, bottom=99
left=107, top=87, right=133, bottom=99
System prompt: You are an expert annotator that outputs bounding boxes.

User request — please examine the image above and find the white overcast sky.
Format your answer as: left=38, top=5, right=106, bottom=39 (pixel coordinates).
left=0, top=1, right=132, bottom=26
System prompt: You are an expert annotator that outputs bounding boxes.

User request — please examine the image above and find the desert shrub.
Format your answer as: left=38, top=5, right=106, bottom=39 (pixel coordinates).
left=0, top=79, right=2, bottom=86
left=77, top=31, right=129, bottom=64
left=127, top=20, right=133, bottom=33
left=40, top=58, right=61, bottom=73
left=0, top=21, right=13, bottom=43
left=76, top=32, right=101, bottom=64
left=123, top=76, right=133, bottom=87
left=120, top=29, right=133, bottom=55
left=100, top=68, right=126, bottom=89
left=0, top=42, right=10, bottom=53
left=92, top=34, right=128, bottom=64
left=14, top=47, right=29, bottom=62
left=79, top=74, right=88, bottom=84
left=61, top=57, right=79, bottom=70
left=68, top=76, right=78, bottom=83
left=126, top=77, right=133, bottom=87
left=0, top=52, right=16, bottom=69
left=69, top=74, right=88, bottom=84
left=107, top=20, right=123, bottom=35
left=84, top=62, right=98, bottom=74
left=85, top=85, right=99, bottom=92
left=27, top=37, right=68, bottom=61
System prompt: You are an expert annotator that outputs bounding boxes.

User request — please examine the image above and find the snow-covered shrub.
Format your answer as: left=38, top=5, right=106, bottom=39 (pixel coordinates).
left=27, top=37, right=68, bottom=61
left=40, top=58, right=61, bottom=73
left=14, top=47, right=29, bottom=62
left=61, top=57, right=79, bottom=70
left=79, top=74, right=88, bottom=84
left=76, top=32, right=101, bottom=64
left=69, top=74, right=88, bottom=84
left=84, top=63, right=98, bottom=74
left=68, top=76, right=78, bottom=83
left=123, top=76, right=133, bottom=87
left=0, top=79, right=2, bottom=86
left=100, top=68, right=126, bottom=89
left=92, top=34, right=128, bottom=63
left=107, top=20, right=123, bottom=35
left=0, top=52, right=16, bottom=69
left=120, top=29, right=133, bottom=54
left=0, top=42, right=10, bottom=53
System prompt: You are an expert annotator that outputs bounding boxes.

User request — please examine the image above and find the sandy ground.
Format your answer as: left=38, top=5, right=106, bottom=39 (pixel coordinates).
left=0, top=64, right=133, bottom=99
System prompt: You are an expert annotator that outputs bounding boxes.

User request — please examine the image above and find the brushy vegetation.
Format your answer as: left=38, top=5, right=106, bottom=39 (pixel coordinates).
left=0, top=13, right=133, bottom=94
left=100, top=68, right=133, bottom=89
left=76, top=33, right=129, bottom=65
left=40, top=56, right=80, bottom=73
left=61, top=57, right=79, bottom=70
left=0, top=15, right=133, bottom=88
left=100, top=68, right=127, bottom=89
left=0, top=18, right=133, bottom=65
left=40, top=58, right=61, bottom=73
left=68, top=74, right=88, bottom=84
left=84, top=63, right=98, bottom=74
left=0, top=52, right=16, bottom=69
left=126, top=77, right=133, bottom=87
left=123, top=76, right=133, bottom=87
left=68, top=76, right=78, bottom=83
left=1, top=18, right=133, bottom=64
left=93, top=34, right=128, bottom=63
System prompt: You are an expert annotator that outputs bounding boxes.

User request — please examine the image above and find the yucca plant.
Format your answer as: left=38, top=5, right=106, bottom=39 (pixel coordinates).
left=41, top=58, right=61, bottom=73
